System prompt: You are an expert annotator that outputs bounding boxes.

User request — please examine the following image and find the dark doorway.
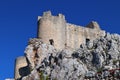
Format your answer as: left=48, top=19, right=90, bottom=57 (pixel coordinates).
left=49, top=39, right=54, bottom=45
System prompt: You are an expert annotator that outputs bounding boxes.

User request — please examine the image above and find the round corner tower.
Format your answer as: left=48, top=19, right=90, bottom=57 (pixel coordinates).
left=37, top=11, right=66, bottom=50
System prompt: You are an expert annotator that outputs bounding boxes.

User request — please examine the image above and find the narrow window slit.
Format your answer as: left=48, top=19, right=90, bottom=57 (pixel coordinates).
left=49, top=39, right=54, bottom=45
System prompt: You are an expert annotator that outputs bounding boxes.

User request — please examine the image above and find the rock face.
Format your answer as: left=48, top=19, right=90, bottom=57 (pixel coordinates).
left=15, top=32, right=120, bottom=80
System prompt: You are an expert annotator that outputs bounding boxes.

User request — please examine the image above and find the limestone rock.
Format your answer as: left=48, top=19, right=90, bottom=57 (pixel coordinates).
left=15, top=32, right=120, bottom=80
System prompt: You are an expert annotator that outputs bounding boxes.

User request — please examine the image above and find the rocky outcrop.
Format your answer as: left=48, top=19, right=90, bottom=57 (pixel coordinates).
left=15, top=32, right=120, bottom=80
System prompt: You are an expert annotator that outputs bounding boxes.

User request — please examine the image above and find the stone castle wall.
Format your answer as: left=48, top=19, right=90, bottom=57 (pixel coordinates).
left=14, top=56, right=28, bottom=80
left=38, top=11, right=66, bottom=50
left=38, top=11, right=105, bottom=50
left=66, top=23, right=85, bottom=49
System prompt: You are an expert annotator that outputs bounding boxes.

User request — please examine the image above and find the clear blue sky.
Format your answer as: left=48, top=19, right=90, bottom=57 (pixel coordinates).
left=0, top=0, right=120, bottom=79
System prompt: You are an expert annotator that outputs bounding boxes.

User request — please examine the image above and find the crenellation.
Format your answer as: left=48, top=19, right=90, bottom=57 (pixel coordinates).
left=43, top=11, right=52, bottom=17
left=58, top=13, right=65, bottom=19
left=38, top=16, right=41, bottom=21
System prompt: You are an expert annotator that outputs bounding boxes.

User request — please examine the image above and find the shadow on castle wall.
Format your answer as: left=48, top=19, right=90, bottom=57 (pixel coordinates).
left=17, top=65, right=30, bottom=80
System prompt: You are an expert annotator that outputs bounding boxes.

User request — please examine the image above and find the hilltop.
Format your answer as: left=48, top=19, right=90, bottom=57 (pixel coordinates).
left=14, top=11, right=120, bottom=80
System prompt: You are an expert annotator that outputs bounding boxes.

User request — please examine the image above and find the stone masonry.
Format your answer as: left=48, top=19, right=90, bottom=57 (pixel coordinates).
left=37, top=11, right=105, bottom=50
left=14, top=56, right=28, bottom=80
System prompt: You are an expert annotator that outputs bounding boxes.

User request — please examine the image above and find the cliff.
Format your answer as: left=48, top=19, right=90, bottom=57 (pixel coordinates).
left=14, top=11, right=120, bottom=80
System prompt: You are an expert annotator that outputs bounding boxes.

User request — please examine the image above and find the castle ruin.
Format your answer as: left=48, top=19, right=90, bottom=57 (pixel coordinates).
left=37, top=11, right=105, bottom=50
left=14, top=11, right=106, bottom=79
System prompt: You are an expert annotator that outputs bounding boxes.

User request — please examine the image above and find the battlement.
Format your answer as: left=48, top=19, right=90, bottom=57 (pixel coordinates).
left=38, top=11, right=65, bottom=22
left=37, top=11, right=105, bottom=50
left=42, top=11, right=65, bottom=19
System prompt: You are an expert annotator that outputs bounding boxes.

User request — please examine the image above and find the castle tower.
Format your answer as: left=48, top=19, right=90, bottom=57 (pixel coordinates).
left=14, top=56, right=28, bottom=80
left=37, top=11, right=66, bottom=50
left=85, top=21, right=105, bottom=40
left=86, top=21, right=100, bottom=30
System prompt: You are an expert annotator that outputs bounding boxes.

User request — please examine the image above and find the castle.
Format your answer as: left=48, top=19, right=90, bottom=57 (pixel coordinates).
left=37, top=11, right=105, bottom=50
left=14, top=11, right=106, bottom=79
